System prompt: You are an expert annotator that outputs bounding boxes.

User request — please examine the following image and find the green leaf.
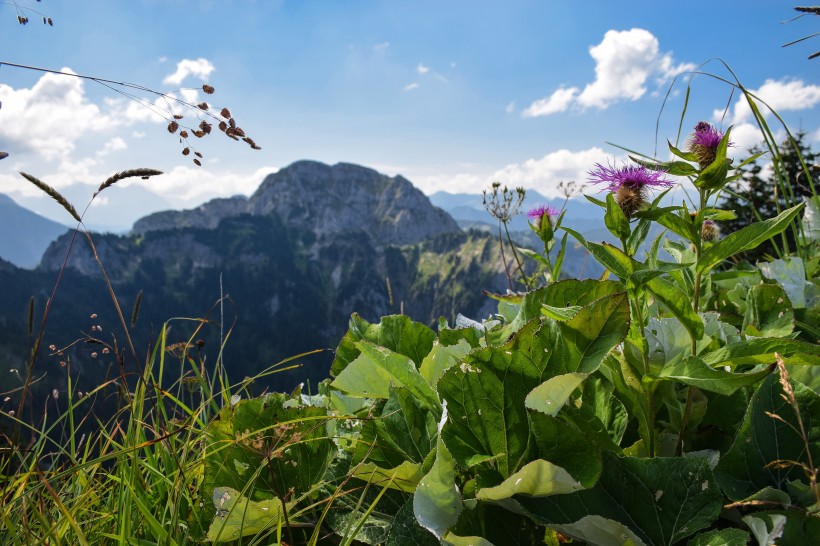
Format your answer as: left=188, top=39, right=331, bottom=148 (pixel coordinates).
left=525, top=373, right=588, bottom=416
left=352, top=461, right=425, bottom=493
left=419, top=339, right=473, bottom=390
left=476, top=459, right=586, bottom=501
left=202, top=392, right=334, bottom=523
left=332, top=314, right=437, bottom=376
left=548, top=516, right=648, bottom=546
left=697, top=203, right=806, bottom=274
left=529, top=407, right=604, bottom=488
left=701, top=338, right=820, bottom=369
left=802, top=195, right=820, bottom=243
left=686, top=528, right=750, bottom=546
left=645, top=276, right=705, bottom=341
left=759, top=258, right=813, bottom=309
left=386, top=501, right=439, bottom=546
left=742, top=283, right=794, bottom=337
left=657, top=356, right=774, bottom=396
left=715, top=369, right=820, bottom=501
left=207, top=487, right=287, bottom=542
left=540, top=303, right=582, bottom=321
left=439, top=294, right=629, bottom=477
left=353, top=386, right=438, bottom=474
left=626, top=218, right=652, bottom=257
left=518, top=452, right=723, bottom=546
left=742, top=511, right=820, bottom=546
left=414, top=411, right=462, bottom=539
left=605, top=192, right=631, bottom=241
left=330, top=340, right=440, bottom=410
left=668, top=140, right=700, bottom=162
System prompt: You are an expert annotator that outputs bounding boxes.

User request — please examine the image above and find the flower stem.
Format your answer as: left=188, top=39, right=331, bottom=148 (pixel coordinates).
left=503, top=220, right=531, bottom=290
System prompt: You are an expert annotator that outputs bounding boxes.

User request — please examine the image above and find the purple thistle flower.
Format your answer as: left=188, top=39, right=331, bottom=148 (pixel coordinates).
left=588, top=162, right=673, bottom=218
left=527, top=205, right=559, bottom=220
left=527, top=204, right=559, bottom=230
left=587, top=162, right=673, bottom=193
left=688, top=121, right=732, bottom=168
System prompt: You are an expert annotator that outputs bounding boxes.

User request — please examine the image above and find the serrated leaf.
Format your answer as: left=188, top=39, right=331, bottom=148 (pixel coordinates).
left=518, top=452, right=722, bottom=546
left=330, top=340, right=440, bottom=410
left=332, top=314, right=437, bottom=376
left=420, top=339, right=472, bottom=390
left=759, top=257, right=812, bottom=309
left=414, top=410, right=462, bottom=539
left=207, top=487, right=287, bottom=542
left=646, top=276, right=705, bottom=341
left=715, top=369, right=820, bottom=502
left=386, top=500, right=439, bottom=546
left=605, top=192, right=631, bottom=241
left=525, top=373, right=588, bottom=416
left=476, top=459, right=585, bottom=501
left=701, top=338, right=820, bottom=369
left=439, top=294, right=629, bottom=477
left=697, top=204, right=805, bottom=274
left=686, top=528, right=750, bottom=546
left=742, top=283, right=794, bottom=337
left=657, top=356, right=774, bottom=396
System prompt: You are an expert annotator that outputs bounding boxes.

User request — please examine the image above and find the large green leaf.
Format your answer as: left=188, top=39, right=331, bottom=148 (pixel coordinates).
left=715, top=370, right=820, bottom=501
left=414, top=410, right=462, bottom=539
left=701, top=338, right=820, bottom=369
left=645, top=276, right=704, bottom=341
left=742, top=283, right=794, bottom=337
left=759, top=258, right=814, bottom=309
left=419, top=339, right=473, bottom=390
left=439, top=293, right=629, bottom=477
left=330, top=340, right=440, bottom=410
left=207, top=487, right=287, bottom=542
left=519, top=452, right=722, bottom=546
left=353, top=386, right=438, bottom=473
left=203, top=393, right=334, bottom=503
left=686, top=528, right=750, bottom=546
left=475, top=459, right=586, bottom=500
left=697, top=204, right=805, bottom=274
left=657, top=356, right=774, bottom=395
left=742, top=510, right=820, bottom=545
left=528, top=407, right=603, bottom=488
left=332, top=313, right=437, bottom=376
left=386, top=501, right=439, bottom=546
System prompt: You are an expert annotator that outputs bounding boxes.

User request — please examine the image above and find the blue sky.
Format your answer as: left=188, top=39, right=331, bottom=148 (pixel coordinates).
left=1, top=1, right=819, bottom=229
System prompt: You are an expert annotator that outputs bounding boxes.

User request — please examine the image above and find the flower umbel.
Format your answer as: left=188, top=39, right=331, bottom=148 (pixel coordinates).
left=588, top=162, right=673, bottom=217
left=527, top=205, right=559, bottom=230
left=688, top=121, right=731, bottom=169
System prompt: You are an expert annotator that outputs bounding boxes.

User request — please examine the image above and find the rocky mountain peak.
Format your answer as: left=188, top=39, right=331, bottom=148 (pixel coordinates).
left=249, top=160, right=460, bottom=246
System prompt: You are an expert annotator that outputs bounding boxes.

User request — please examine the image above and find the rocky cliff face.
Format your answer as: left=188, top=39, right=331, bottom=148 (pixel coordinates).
left=131, top=161, right=460, bottom=247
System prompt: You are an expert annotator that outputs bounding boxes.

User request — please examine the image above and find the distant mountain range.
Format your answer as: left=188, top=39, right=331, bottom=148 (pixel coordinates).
left=0, top=194, right=69, bottom=269
left=0, top=161, right=515, bottom=398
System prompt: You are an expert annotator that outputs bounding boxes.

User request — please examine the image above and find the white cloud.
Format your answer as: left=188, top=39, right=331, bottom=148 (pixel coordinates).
left=726, top=123, right=765, bottom=155
left=491, top=147, right=614, bottom=196
left=121, top=164, right=279, bottom=205
left=417, top=63, right=430, bottom=75
left=0, top=69, right=122, bottom=161
left=522, top=86, right=579, bottom=117
left=96, top=137, right=127, bottom=157
left=506, top=101, right=516, bottom=114
left=404, top=82, right=419, bottom=91
left=723, top=78, right=820, bottom=124
left=412, top=147, right=617, bottom=197
left=524, top=28, right=694, bottom=117
left=162, top=58, right=215, bottom=86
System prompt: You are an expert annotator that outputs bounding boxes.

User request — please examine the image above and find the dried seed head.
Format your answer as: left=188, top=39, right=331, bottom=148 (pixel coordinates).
left=167, top=121, right=179, bottom=134
left=202, top=84, right=215, bottom=94
left=197, top=102, right=209, bottom=110
left=220, top=107, right=231, bottom=119
left=193, top=158, right=202, bottom=166
left=179, top=130, right=189, bottom=139
left=701, top=220, right=720, bottom=242
left=182, top=147, right=190, bottom=156
left=218, top=121, right=228, bottom=132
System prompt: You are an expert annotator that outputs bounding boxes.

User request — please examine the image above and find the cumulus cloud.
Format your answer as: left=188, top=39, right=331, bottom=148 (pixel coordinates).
left=0, top=69, right=122, bottom=161
left=121, top=164, right=280, bottom=205
left=417, top=63, right=430, bottom=75
left=524, top=28, right=695, bottom=117
left=722, top=78, right=820, bottom=125
left=162, top=58, right=215, bottom=86
left=522, top=86, right=579, bottom=117
left=404, top=82, right=419, bottom=91
left=96, top=137, right=127, bottom=157
left=412, top=147, right=617, bottom=197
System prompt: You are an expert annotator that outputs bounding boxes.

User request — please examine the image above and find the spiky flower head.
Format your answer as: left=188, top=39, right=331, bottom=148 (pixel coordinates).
left=701, top=219, right=720, bottom=242
left=588, top=162, right=673, bottom=218
left=688, top=121, right=731, bottom=169
left=527, top=205, right=559, bottom=229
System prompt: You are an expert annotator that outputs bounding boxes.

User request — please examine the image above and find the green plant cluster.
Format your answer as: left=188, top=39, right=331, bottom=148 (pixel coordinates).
left=2, top=115, right=820, bottom=546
